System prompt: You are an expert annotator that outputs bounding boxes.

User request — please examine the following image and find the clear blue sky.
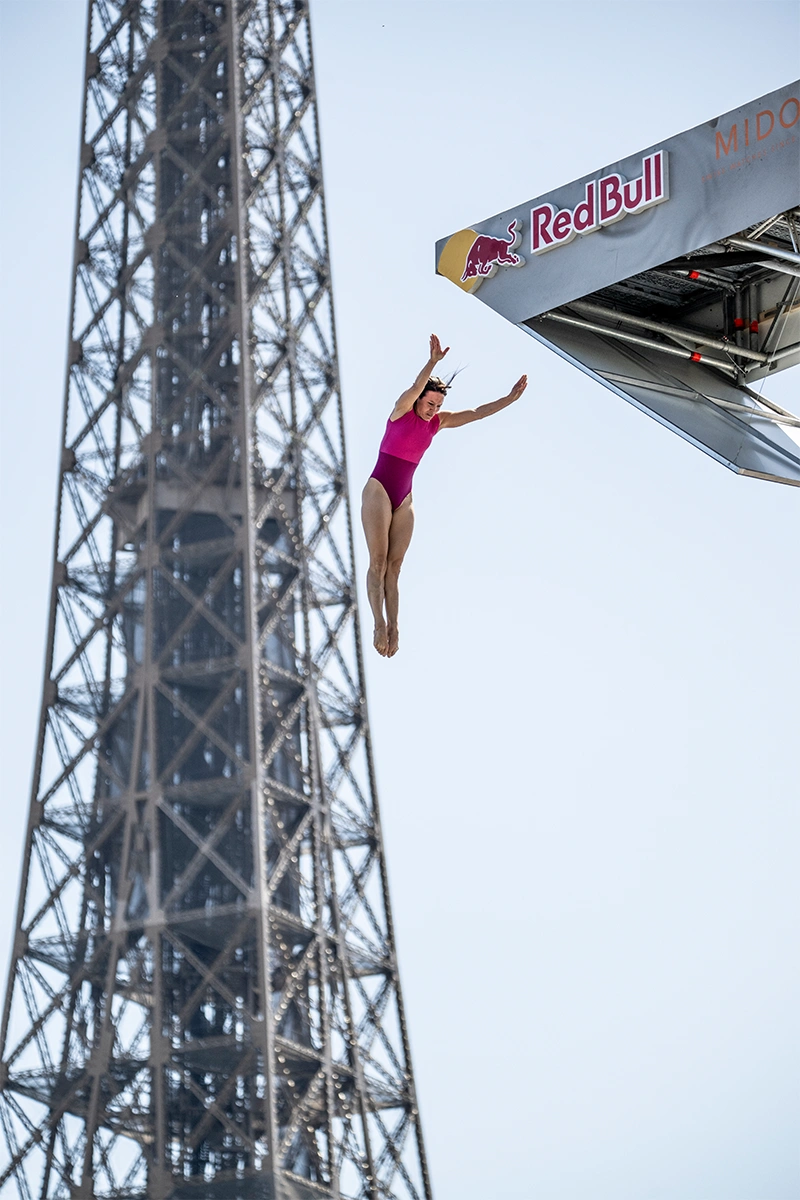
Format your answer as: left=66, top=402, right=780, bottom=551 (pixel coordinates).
left=1, top=3, right=798, bottom=1197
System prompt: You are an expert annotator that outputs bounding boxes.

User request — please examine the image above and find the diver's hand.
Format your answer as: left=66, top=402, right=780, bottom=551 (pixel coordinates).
left=506, top=375, right=528, bottom=402
left=429, top=334, right=450, bottom=364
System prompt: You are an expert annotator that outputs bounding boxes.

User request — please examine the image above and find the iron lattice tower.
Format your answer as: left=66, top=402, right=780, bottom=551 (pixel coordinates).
left=0, top=3, right=431, bottom=1198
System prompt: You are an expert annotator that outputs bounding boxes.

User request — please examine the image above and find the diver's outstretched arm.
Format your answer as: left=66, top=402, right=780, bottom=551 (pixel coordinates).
left=438, top=374, right=527, bottom=429
left=390, top=334, right=450, bottom=419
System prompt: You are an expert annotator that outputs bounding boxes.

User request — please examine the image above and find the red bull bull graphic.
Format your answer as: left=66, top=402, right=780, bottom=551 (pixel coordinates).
left=531, top=151, right=668, bottom=254
left=460, top=220, right=524, bottom=284
left=436, top=221, right=525, bottom=294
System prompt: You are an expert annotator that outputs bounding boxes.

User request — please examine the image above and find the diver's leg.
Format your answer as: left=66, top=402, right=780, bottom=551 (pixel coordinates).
left=361, top=477, right=393, bottom=655
left=384, top=495, right=415, bottom=658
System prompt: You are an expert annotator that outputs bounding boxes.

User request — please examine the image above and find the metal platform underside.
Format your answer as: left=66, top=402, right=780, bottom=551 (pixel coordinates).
left=526, top=208, right=800, bottom=485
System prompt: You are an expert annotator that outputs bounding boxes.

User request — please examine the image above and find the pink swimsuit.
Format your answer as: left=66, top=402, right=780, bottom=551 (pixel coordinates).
left=370, top=410, right=441, bottom=510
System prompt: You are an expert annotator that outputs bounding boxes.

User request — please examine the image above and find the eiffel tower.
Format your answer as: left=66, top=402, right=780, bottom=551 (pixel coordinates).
left=0, top=3, right=431, bottom=1197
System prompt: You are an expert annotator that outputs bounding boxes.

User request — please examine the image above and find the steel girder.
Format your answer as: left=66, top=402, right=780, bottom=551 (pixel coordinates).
left=0, top=3, right=431, bottom=1198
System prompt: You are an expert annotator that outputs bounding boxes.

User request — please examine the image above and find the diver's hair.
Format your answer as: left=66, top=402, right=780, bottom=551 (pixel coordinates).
left=419, top=367, right=465, bottom=397
left=420, top=375, right=450, bottom=396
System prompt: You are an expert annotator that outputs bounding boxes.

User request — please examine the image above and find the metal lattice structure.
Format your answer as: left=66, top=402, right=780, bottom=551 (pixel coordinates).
left=0, top=3, right=431, bottom=1197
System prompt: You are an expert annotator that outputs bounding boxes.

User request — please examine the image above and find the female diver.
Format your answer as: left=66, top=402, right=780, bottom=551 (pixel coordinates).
left=361, top=334, right=527, bottom=657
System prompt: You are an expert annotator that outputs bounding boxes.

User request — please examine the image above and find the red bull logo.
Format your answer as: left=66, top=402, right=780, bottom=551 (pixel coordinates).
left=531, top=151, right=669, bottom=254
left=436, top=149, right=669, bottom=293
left=460, top=220, right=524, bottom=283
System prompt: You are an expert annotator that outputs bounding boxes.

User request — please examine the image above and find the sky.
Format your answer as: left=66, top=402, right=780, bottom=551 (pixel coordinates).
left=0, top=2, right=799, bottom=1198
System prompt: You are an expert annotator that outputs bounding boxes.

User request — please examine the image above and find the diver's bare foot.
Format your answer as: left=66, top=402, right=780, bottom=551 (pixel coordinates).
left=373, top=622, right=388, bottom=656
left=387, top=625, right=399, bottom=657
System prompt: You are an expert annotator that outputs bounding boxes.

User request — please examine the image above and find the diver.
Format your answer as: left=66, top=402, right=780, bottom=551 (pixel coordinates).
left=361, top=334, right=527, bottom=656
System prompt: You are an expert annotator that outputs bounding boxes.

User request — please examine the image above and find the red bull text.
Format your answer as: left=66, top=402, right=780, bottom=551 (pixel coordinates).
left=531, top=150, right=669, bottom=255
left=461, top=220, right=524, bottom=282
